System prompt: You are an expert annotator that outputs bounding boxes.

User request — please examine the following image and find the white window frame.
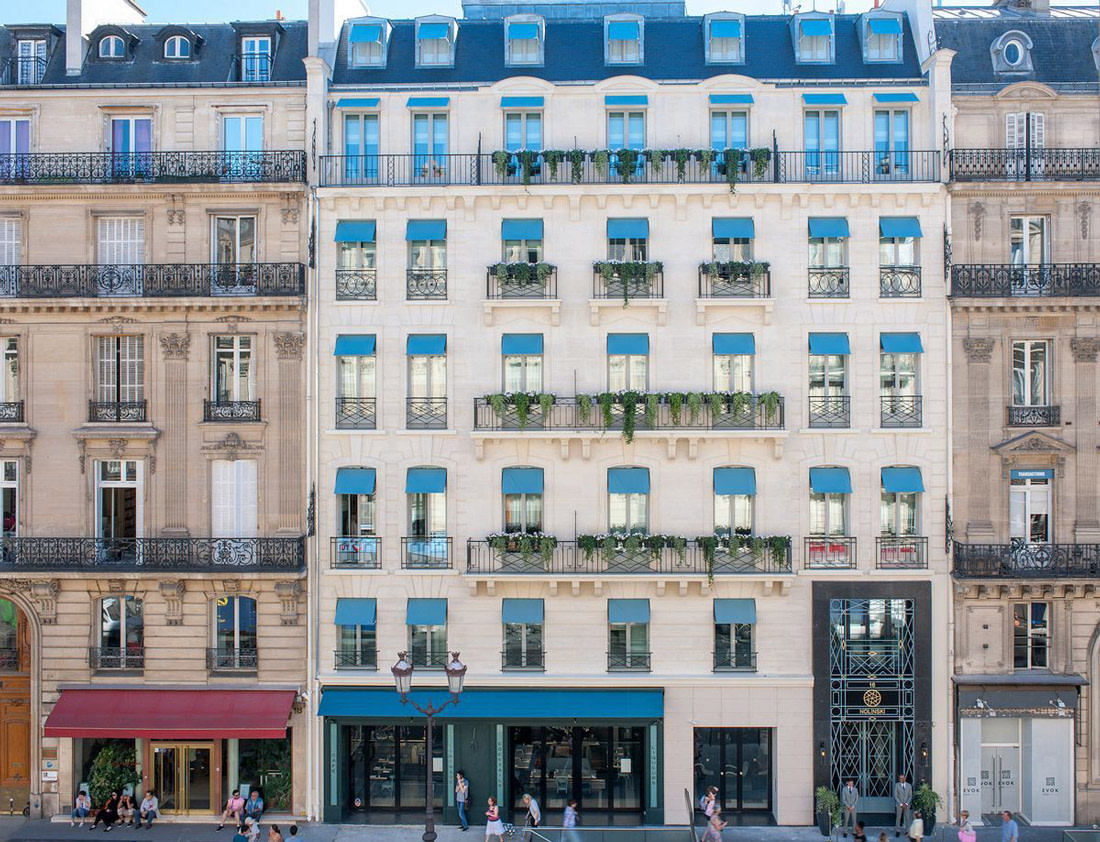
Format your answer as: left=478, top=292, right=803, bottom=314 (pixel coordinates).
left=94, top=459, right=143, bottom=540
left=809, top=490, right=848, bottom=537
left=415, top=21, right=454, bottom=68
left=97, top=216, right=145, bottom=266
left=1009, top=214, right=1048, bottom=266
left=798, top=24, right=832, bottom=63
left=608, top=489, right=649, bottom=534
left=503, top=488, right=543, bottom=534
left=605, top=16, right=643, bottom=65
left=880, top=350, right=919, bottom=398
left=99, top=594, right=144, bottom=655
left=241, top=36, right=272, bottom=82
left=714, top=488, right=754, bottom=535
left=608, top=353, right=648, bottom=392
left=211, top=458, right=258, bottom=539
left=1012, top=601, right=1049, bottom=669
left=99, top=35, right=125, bottom=59
left=164, top=35, right=190, bottom=59
left=0, top=338, right=18, bottom=404
left=503, top=111, right=542, bottom=152
left=608, top=621, right=648, bottom=668
left=864, top=20, right=900, bottom=62
left=16, top=40, right=46, bottom=84
left=212, top=215, right=258, bottom=265
left=95, top=335, right=144, bottom=404
left=1, top=459, right=17, bottom=538
left=713, top=352, right=753, bottom=393
left=809, top=352, right=848, bottom=398
left=505, top=16, right=543, bottom=66
left=706, top=16, right=745, bottom=64
left=211, top=335, right=254, bottom=402
left=339, top=490, right=376, bottom=537
left=1010, top=475, right=1052, bottom=545
left=212, top=595, right=257, bottom=650
left=1011, top=339, right=1051, bottom=408
left=502, top=351, right=542, bottom=393
left=337, top=354, right=376, bottom=400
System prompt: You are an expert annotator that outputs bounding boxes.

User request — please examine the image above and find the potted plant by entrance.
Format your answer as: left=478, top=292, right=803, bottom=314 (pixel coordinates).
left=814, top=785, right=841, bottom=837
left=912, top=783, right=943, bottom=835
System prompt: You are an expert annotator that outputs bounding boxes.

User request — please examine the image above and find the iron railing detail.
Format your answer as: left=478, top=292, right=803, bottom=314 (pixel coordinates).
left=713, top=650, right=758, bottom=672
left=880, top=396, right=923, bottom=429
left=592, top=266, right=664, bottom=300
left=0, top=401, right=24, bottom=423
left=950, top=148, right=1100, bottom=182
left=1007, top=405, right=1061, bottom=427
left=207, top=647, right=258, bottom=672
left=402, top=536, right=452, bottom=569
left=88, top=400, right=147, bottom=423
left=876, top=537, right=928, bottom=569
left=334, top=268, right=377, bottom=300
left=330, top=536, right=381, bottom=569
left=951, top=264, right=1100, bottom=298
left=334, top=648, right=378, bottom=669
left=777, top=150, right=940, bottom=183
left=809, top=396, right=850, bottom=429
left=335, top=397, right=376, bottom=430
left=697, top=266, right=771, bottom=298
left=0, top=536, right=304, bottom=572
left=808, top=267, right=850, bottom=298
left=486, top=265, right=558, bottom=299
left=2, top=56, right=47, bottom=86
left=406, top=269, right=448, bottom=300
left=409, top=650, right=451, bottom=669
left=406, top=397, right=447, bottom=430
left=880, top=266, right=922, bottom=298
left=0, top=151, right=306, bottom=184
left=805, top=537, right=857, bottom=569
left=608, top=650, right=651, bottom=671
left=89, top=646, right=145, bottom=671
left=0, top=263, right=304, bottom=298
left=502, top=648, right=546, bottom=671
left=204, top=400, right=261, bottom=422
left=954, top=542, right=1100, bottom=578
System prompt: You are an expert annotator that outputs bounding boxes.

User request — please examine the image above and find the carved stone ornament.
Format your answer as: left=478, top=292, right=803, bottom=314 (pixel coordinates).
left=98, top=316, right=137, bottom=331
left=160, top=332, right=191, bottom=360
left=109, top=439, right=128, bottom=458
left=202, top=432, right=262, bottom=462
left=1079, top=201, right=1091, bottom=240
left=30, top=580, right=60, bottom=624
left=166, top=194, right=186, bottom=226
left=963, top=338, right=995, bottom=363
left=993, top=430, right=1075, bottom=478
left=273, top=332, right=305, bottom=360
left=159, top=580, right=186, bottom=626
left=1072, top=337, right=1100, bottom=363
left=281, top=192, right=301, bottom=225
left=275, top=580, right=302, bottom=626
left=972, top=201, right=985, bottom=241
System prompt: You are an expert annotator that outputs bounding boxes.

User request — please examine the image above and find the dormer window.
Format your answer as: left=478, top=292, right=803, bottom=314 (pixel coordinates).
left=1093, top=37, right=1100, bottom=72
left=15, top=39, right=46, bottom=84
left=991, top=31, right=1033, bottom=74
left=505, top=16, right=543, bottom=66
left=416, top=19, right=455, bottom=68
left=164, top=35, right=190, bottom=59
left=707, top=15, right=744, bottom=64
left=864, top=15, right=902, bottom=62
left=797, top=17, right=833, bottom=64
left=349, top=21, right=387, bottom=68
left=99, top=35, right=125, bottom=59
left=241, top=35, right=272, bottom=81
left=606, top=17, right=642, bottom=65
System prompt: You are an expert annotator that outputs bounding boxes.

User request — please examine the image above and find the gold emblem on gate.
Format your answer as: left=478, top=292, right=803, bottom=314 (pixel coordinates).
left=863, top=689, right=882, bottom=707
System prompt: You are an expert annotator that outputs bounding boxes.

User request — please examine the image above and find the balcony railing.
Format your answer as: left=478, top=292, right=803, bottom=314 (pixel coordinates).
left=207, top=647, right=258, bottom=672
left=954, top=542, right=1100, bottom=578
left=713, top=650, right=757, bottom=672
left=592, top=264, right=664, bottom=300
left=502, top=649, right=546, bottom=671
left=0, top=151, right=306, bottom=184
left=334, top=268, right=377, bottom=300
left=473, top=394, right=784, bottom=432
left=0, top=263, right=304, bottom=299
left=317, top=149, right=940, bottom=187
left=407, top=397, right=447, bottom=430
left=89, top=400, right=147, bottom=423
left=808, top=267, right=850, bottom=298
left=0, top=536, right=304, bottom=572
left=330, top=535, right=381, bottom=569
left=880, top=266, right=922, bottom=298
left=402, top=536, right=452, bottom=569
left=406, top=268, right=447, bottom=300
left=876, top=537, right=928, bottom=569
left=239, top=52, right=272, bottom=83
left=2, top=56, right=47, bottom=86
left=204, top=400, right=261, bottom=423
left=1007, top=404, right=1061, bottom=427
left=881, top=396, right=922, bottom=429
left=808, top=396, right=850, bottom=429
left=89, top=646, right=145, bottom=671
left=805, top=536, right=857, bottom=569
left=0, top=401, right=24, bottom=423
left=608, top=651, right=651, bottom=671
left=950, top=147, right=1100, bottom=182
left=466, top=538, right=792, bottom=575
left=951, top=264, right=1100, bottom=299
left=698, top=264, right=771, bottom=298
left=334, top=648, right=378, bottom=670
left=409, top=650, right=451, bottom=669
left=486, top=264, right=558, bottom=299
left=335, top=397, right=376, bottom=430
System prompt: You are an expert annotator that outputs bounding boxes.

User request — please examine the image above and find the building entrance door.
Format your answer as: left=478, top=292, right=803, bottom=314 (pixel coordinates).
left=980, top=744, right=1020, bottom=816
left=152, top=744, right=212, bottom=814
left=693, top=728, right=773, bottom=816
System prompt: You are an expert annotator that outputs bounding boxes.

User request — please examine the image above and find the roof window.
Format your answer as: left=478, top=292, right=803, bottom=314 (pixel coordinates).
left=605, top=15, right=643, bottom=65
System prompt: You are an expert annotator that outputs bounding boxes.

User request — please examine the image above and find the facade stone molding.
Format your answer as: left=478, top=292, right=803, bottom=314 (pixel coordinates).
left=963, top=337, right=995, bottom=362
left=201, top=432, right=263, bottom=461
left=1072, top=337, right=1100, bottom=363
left=273, top=331, right=305, bottom=360
left=275, top=580, right=302, bottom=625
left=30, top=580, right=60, bottom=624
left=159, top=332, right=191, bottom=360
left=158, top=580, right=186, bottom=626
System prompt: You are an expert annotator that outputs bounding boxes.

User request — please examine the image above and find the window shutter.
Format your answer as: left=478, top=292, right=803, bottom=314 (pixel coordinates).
left=96, top=337, right=117, bottom=402
left=119, top=335, right=144, bottom=402
left=98, top=217, right=145, bottom=265
left=1029, top=113, right=1045, bottom=149
left=211, top=460, right=234, bottom=537
left=1005, top=112, right=1025, bottom=148
left=212, top=459, right=258, bottom=538
left=0, top=218, right=20, bottom=265
left=235, top=459, right=258, bottom=538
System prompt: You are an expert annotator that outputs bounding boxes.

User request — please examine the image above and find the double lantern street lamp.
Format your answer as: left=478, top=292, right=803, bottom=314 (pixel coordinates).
left=391, top=650, right=468, bottom=842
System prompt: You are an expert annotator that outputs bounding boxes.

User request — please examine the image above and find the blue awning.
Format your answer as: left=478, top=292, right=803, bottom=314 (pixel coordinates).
left=608, top=467, right=649, bottom=494
left=335, top=97, right=380, bottom=108
left=502, top=219, right=543, bottom=240
left=501, top=333, right=543, bottom=355
left=406, top=334, right=446, bottom=355
left=333, top=335, right=376, bottom=356
left=406, top=467, right=446, bottom=494
left=406, top=96, right=450, bottom=108
left=335, top=598, right=377, bottom=628
left=714, top=467, right=756, bottom=495
left=882, top=467, right=925, bottom=493
left=502, top=467, right=544, bottom=494
left=500, top=96, right=544, bottom=108
left=607, top=218, right=648, bottom=239
left=801, top=17, right=833, bottom=36
left=868, top=17, right=903, bottom=34
left=406, top=219, right=446, bottom=241
left=605, top=95, right=648, bottom=106
left=608, top=598, right=649, bottom=624
left=417, top=22, right=450, bottom=40
left=406, top=598, right=447, bottom=626
left=711, top=19, right=742, bottom=38
left=714, top=598, right=756, bottom=624
left=879, top=216, right=923, bottom=238
left=880, top=332, right=924, bottom=354
left=809, top=332, right=850, bottom=355
left=710, top=94, right=754, bottom=105
left=507, top=22, right=539, bottom=39
left=349, top=24, right=383, bottom=43
left=608, top=20, right=640, bottom=40
left=712, top=333, right=755, bottom=355
left=802, top=93, right=847, bottom=105
left=335, top=467, right=376, bottom=495
left=810, top=467, right=852, bottom=494
left=502, top=598, right=544, bottom=624
left=873, top=92, right=918, bottom=103
left=712, top=217, right=755, bottom=239
left=607, top=333, right=649, bottom=355
left=808, top=217, right=850, bottom=238
left=318, top=687, right=663, bottom=720
left=335, top=220, right=376, bottom=243
left=1011, top=469, right=1054, bottom=480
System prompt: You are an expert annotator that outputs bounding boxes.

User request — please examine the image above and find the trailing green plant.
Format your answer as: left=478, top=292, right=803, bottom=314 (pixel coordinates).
left=645, top=393, right=660, bottom=430
left=488, top=392, right=507, bottom=419
left=668, top=534, right=687, bottom=563
left=697, top=148, right=714, bottom=170
left=646, top=149, right=664, bottom=176
left=707, top=391, right=725, bottom=420
left=700, top=260, right=771, bottom=280
left=569, top=149, right=585, bottom=183
left=593, top=260, right=663, bottom=306
left=671, top=148, right=691, bottom=181
left=542, top=149, right=564, bottom=180
left=912, top=784, right=943, bottom=819
left=593, top=149, right=610, bottom=177
left=489, top=261, right=555, bottom=288
left=487, top=532, right=558, bottom=567
left=619, top=390, right=641, bottom=442
left=731, top=390, right=752, bottom=419
left=513, top=391, right=532, bottom=428
left=722, top=147, right=740, bottom=192
left=696, top=534, right=718, bottom=582
left=750, top=147, right=770, bottom=179
left=88, top=741, right=137, bottom=807
left=577, top=393, right=593, bottom=426
left=759, top=390, right=782, bottom=423
left=539, top=392, right=554, bottom=419
left=766, top=535, right=791, bottom=561
left=518, top=149, right=539, bottom=185
left=483, top=392, right=556, bottom=430
left=492, top=150, right=511, bottom=180
left=815, top=786, right=842, bottom=829
left=686, top=391, right=704, bottom=425
left=599, top=392, right=614, bottom=429
left=668, top=391, right=683, bottom=425
left=614, top=148, right=639, bottom=183
left=578, top=533, right=600, bottom=561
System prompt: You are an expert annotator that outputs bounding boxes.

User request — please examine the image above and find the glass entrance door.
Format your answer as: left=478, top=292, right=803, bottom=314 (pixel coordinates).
left=693, top=728, right=774, bottom=816
left=152, top=744, right=212, bottom=814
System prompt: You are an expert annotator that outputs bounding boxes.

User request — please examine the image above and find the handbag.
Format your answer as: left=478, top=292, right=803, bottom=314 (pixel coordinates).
left=958, top=832, right=976, bottom=842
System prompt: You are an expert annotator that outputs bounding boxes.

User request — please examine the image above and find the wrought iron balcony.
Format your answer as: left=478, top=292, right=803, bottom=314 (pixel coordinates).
left=334, top=268, right=377, bottom=300
left=406, top=268, right=447, bottom=300
left=0, top=262, right=304, bottom=298
left=89, top=646, right=145, bottom=671
left=88, top=400, right=147, bottom=423
left=0, top=536, right=304, bottom=572
left=2, top=56, right=47, bottom=86
left=207, top=647, right=258, bottom=672
left=330, top=535, right=381, bottom=569
left=406, top=397, right=447, bottom=430
left=409, top=650, right=451, bottom=669
left=502, top=648, right=546, bottom=671
left=808, top=267, right=850, bottom=298
left=777, top=150, right=941, bottom=183
left=592, top=263, right=664, bottom=300
left=239, top=52, right=273, bottom=83
left=334, top=648, right=378, bottom=670
left=335, top=397, right=376, bottom=430
left=954, top=541, right=1100, bottom=578
left=951, top=264, right=1100, bottom=299
left=402, top=536, right=452, bottom=570
left=0, top=151, right=306, bottom=184
left=473, top=394, right=784, bottom=432
left=880, top=396, right=922, bottom=429
left=486, top=263, right=558, bottom=299
left=204, top=400, right=261, bottom=423
left=808, top=396, right=850, bottom=428
left=713, top=650, right=757, bottom=672
left=950, top=147, right=1100, bottom=182
left=877, top=537, right=928, bottom=570
left=608, top=650, right=651, bottom=672
left=880, top=265, right=922, bottom=298
left=0, top=401, right=24, bottom=423
left=805, top=536, right=857, bottom=569
left=1007, top=404, right=1061, bottom=427
left=698, top=263, right=771, bottom=298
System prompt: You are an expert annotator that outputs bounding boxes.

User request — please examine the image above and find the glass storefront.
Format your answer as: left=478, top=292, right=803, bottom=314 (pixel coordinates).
left=693, top=728, right=773, bottom=818
left=344, top=725, right=443, bottom=820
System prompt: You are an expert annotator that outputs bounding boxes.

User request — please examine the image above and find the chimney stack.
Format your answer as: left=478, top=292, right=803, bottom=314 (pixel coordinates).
left=309, top=0, right=368, bottom=56
left=66, top=0, right=145, bottom=75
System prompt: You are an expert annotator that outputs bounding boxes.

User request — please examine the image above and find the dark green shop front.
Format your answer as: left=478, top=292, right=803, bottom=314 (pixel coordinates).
left=319, top=687, right=664, bottom=826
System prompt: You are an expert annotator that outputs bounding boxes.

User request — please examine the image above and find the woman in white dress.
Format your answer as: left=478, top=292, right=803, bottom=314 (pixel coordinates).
left=484, top=796, right=505, bottom=842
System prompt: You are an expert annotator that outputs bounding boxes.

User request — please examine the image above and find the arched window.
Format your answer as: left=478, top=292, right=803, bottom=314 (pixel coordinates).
left=164, top=35, right=190, bottom=59
left=99, top=35, right=125, bottom=59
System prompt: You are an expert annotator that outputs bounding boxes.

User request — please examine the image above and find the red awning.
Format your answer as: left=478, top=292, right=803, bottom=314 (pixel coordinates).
left=44, top=689, right=296, bottom=739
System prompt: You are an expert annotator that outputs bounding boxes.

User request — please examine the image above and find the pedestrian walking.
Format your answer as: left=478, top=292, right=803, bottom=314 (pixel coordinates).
left=563, top=798, right=580, bottom=842
left=894, top=774, right=913, bottom=838
left=71, top=791, right=91, bottom=827
left=841, top=779, right=860, bottom=838
left=700, top=785, right=718, bottom=820
left=243, top=817, right=260, bottom=842
left=138, top=791, right=159, bottom=829
left=702, top=805, right=727, bottom=842
left=455, top=770, right=470, bottom=831
left=908, top=809, right=925, bottom=842
left=853, top=820, right=868, bottom=842
left=484, top=796, right=504, bottom=842
left=268, top=823, right=283, bottom=842
left=1001, top=810, right=1019, bottom=842
left=958, top=810, right=976, bottom=842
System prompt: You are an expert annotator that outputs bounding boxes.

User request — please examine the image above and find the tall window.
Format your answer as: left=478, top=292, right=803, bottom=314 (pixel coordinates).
left=1013, top=602, right=1048, bottom=669
left=503, top=467, right=543, bottom=534
left=416, top=24, right=453, bottom=66
left=335, top=468, right=377, bottom=567
left=714, top=468, right=754, bottom=536
left=407, top=468, right=447, bottom=539
left=881, top=469, right=920, bottom=537
left=1010, top=216, right=1048, bottom=266
left=606, top=20, right=641, bottom=63
left=880, top=232, right=918, bottom=269
left=0, top=119, right=31, bottom=173
left=503, top=606, right=543, bottom=669
left=502, top=335, right=543, bottom=392
left=0, top=339, right=18, bottom=406
left=608, top=600, right=649, bottom=670
left=711, top=111, right=748, bottom=151
left=340, top=488, right=376, bottom=537
left=809, top=351, right=847, bottom=401
left=212, top=336, right=254, bottom=402
left=809, top=468, right=849, bottom=537
left=408, top=234, right=446, bottom=271
left=798, top=19, right=832, bottom=61
left=214, top=215, right=257, bottom=266
left=241, top=36, right=272, bottom=82
left=408, top=349, right=446, bottom=402
left=97, top=216, right=145, bottom=268
left=16, top=40, right=46, bottom=84
left=1, top=460, right=16, bottom=538
left=407, top=599, right=448, bottom=667
left=1010, top=472, right=1051, bottom=544
left=1012, top=340, right=1050, bottom=408
left=809, top=231, right=847, bottom=269
left=865, top=18, right=901, bottom=61
left=608, top=467, right=649, bottom=534
left=349, top=24, right=384, bottom=66
left=714, top=620, right=753, bottom=670
left=343, top=113, right=379, bottom=180
left=338, top=350, right=375, bottom=401
left=338, top=621, right=377, bottom=668
left=99, top=595, right=144, bottom=669
left=222, top=115, right=263, bottom=154
left=109, top=117, right=151, bottom=177
left=339, top=235, right=375, bottom=272
left=607, top=227, right=647, bottom=262
left=874, top=109, right=909, bottom=173
left=805, top=110, right=840, bottom=172
left=96, top=336, right=144, bottom=407
left=708, top=19, right=743, bottom=62
left=504, top=112, right=542, bottom=153
left=95, top=459, right=141, bottom=543
left=213, top=596, right=258, bottom=665
left=713, top=229, right=752, bottom=263
left=608, top=111, right=644, bottom=153
left=880, top=347, right=918, bottom=401
left=608, top=343, right=648, bottom=391
left=211, top=459, right=258, bottom=539
left=506, top=20, right=541, bottom=65
left=713, top=336, right=754, bottom=393
left=502, top=228, right=543, bottom=264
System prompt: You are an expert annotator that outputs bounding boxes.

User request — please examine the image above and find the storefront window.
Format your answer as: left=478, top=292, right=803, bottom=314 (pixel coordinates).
left=238, top=737, right=292, bottom=811
left=75, top=739, right=139, bottom=805
left=343, top=725, right=442, bottom=816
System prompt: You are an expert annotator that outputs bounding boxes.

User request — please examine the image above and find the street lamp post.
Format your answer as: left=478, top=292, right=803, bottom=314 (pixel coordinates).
left=391, top=650, right=468, bottom=842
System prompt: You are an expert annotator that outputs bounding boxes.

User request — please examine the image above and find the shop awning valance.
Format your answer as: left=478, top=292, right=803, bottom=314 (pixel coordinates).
left=500, top=95, right=544, bottom=108
left=501, top=219, right=543, bottom=240
left=406, top=334, right=446, bottom=355
left=507, top=23, right=539, bottom=40
left=810, top=467, right=852, bottom=494
left=406, top=219, right=446, bottom=241
left=607, top=20, right=640, bottom=40
left=608, top=467, right=650, bottom=494
left=607, top=218, right=649, bottom=239
left=879, top=216, right=922, bottom=238
left=318, top=687, right=663, bottom=719
left=502, top=467, right=544, bottom=494
left=882, top=467, right=924, bottom=493
left=604, top=95, right=648, bottom=106
left=607, top=333, right=649, bottom=355
left=406, top=467, right=446, bottom=494
left=349, top=24, right=383, bottom=43
left=808, top=217, right=849, bottom=238
left=333, top=335, right=376, bottom=356
left=335, top=220, right=376, bottom=242
left=714, top=598, right=756, bottom=624
left=868, top=17, right=903, bottom=34
left=335, top=467, right=376, bottom=495
left=800, top=18, right=833, bottom=36
left=417, top=22, right=450, bottom=39
left=809, top=332, right=850, bottom=355
left=502, top=598, right=544, bottom=624
left=335, top=598, right=377, bottom=629
left=714, top=467, right=756, bottom=495
left=880, top=332, right=923, bottom=354
left=608, top=598, right=650, bottom=624
left=406, top=598, right=447, bottom=626
left=709, top=94, right=754, bottom=105
left=712, top=333, right=755, bottom=355
left=712, top=217, right=755, bottom=239
left=501, top=333, right=543, bottom=355
left=711, top=19, right=742, bottom=38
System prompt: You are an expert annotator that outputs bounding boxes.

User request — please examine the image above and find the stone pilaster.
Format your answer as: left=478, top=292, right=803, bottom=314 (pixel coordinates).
left=159, top=332, right=190, bottom=535
left=963, top=338, right=997, bottom=540
left=274, top=332, right=304, bottom=533
left=1073, top=337, right=1100, bottom=540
